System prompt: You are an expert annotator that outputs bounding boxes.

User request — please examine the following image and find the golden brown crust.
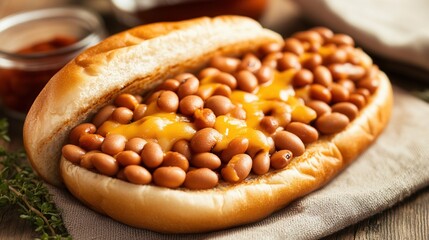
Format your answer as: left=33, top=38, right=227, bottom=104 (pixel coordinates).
left=24, top=15, right=393, bottom=233
left=59, top=73, right=392, bottom=233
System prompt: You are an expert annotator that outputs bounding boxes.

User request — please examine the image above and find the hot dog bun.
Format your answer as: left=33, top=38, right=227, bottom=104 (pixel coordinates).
left=23, top=16, right=393, bottom=233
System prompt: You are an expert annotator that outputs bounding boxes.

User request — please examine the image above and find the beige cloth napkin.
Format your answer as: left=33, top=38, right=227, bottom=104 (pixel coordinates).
left=47, top=86, right=429, bottom=239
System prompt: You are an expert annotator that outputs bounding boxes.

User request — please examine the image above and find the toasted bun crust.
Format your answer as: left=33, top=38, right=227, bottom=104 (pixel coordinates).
left=24, top=16, right=393, bottom=233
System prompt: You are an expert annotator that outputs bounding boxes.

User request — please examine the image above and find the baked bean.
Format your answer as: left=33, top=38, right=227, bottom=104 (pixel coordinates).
left=125, top=137, right=147, bottom=154
left=221, top=154, right=252, bottom=183
left=205, top=95, right=233, bottom=116
left=272, top=131, right=305, bottom=156
left=178, top=77, right=200, bottom=99
left=329, top=63, right=366, bottom=81
left=213, top=84, right=232, bottom=97
left=325, top=49, right=348, bottom=64
left=260, top=116, right=279, bottom=134
left=255, top=65, right=273, bottom=84
left=270, top=150, right=293, bottom=169
left=330, top=83, right=350, bottom=103
left=157, top=90, right=179, bottom=112
left=116, top=150, right=141, bottom=166
left=172, top=139, right=192, bottom=160
left=293, top=30, right=323, bottom=44
left=209, top=56, right=240, bottom=73
left=315, top=112, right=350, bottom=134
left=69, top=123, right=96, bottom=145
left=153, top=166, right=186, bottom=188
left=285, top=122, right=319, bottom=144
left=293, top=69, right=314, bottom=88
left=309, top=84, right=332, bottom=103
left=357, top=77, right=379, bottom=94
left=162, top=151, right=189, bottom=171
left=283, top=38, right=304, bottom=56
left=252, top=151, right=270, bottom=175
left=311, top=27, right=334, bottom=40
left=239, top=53, right=261, bottom=73
left=276, top=111, right=292, bottom=126
left=355, top=88, right=371, bottom=101
left=198, top=67, right=220, bottom=79
left=313, top=65, right=333, bottom=87
left=220, top=137, right=249, bottom=162
left=111, top=107, right=133, bottom=124
left=331, top=102, right=359, bottom=121
left=134, top=95, right=143, bottom=103
left=302, top=53, right=322, bottom=69
left=79, top=133, right=104, bottom=151
left=306, top=100, right=331, bottom=117
left=267, top=136, right=276, bottom=154
left=133, top=104, right=147, bottom=121
left=80, top=151, right=100, bottom=169
left=212, top=72, right=237, bottom=89
left=236, top=70, right=258, bottom=93
left=91, top=152, right=119, bottom=176
left=114, top=93, right=139, bottom=110
left=348, top=93, right=366, bottom=109
left=278, top=52, right=301, bottom=71
left=190, top=128, right=221, bottom=153
left=175, top=73, right=196, bottom=82
left=141, top=142, right=164, bottom=168
left=258, top=42, right=282, bottom=56
left=194, top=108, right=216, bottom=129
left=157, top=79, right=180, bottom=92
left=191, top=152, right=221, bottom=169
left=262, top=52, right=283, bottom=68
left=179, top=95, right=204, bottom=116
left=123, top=165, right=152, bottom=185
left=184, top=168, right=218, bottom=190
left=327, top=33, right=355, bottom=47
left=291, top=105, right=317, bottom=124
left=92, top=105, right=115, bottom=127
left=101, top=134, right=127, bottom=156
left=338, top=79, right=356, bottom=93
left=145, top=90, right=162, bottom=104
left=230, top=106, right=247, bottom=120
left=62, top=144, right=86, bottom=164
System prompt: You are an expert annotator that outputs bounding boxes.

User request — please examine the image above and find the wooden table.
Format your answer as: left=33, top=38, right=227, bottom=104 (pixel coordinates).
left=1, top=0, right=428, bottom=239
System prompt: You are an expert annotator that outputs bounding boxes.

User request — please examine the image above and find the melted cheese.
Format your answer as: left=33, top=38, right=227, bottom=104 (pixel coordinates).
left=98, top=69, right=316, bottom=153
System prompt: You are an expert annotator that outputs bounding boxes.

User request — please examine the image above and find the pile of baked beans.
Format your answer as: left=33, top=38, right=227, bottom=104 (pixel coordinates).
left=62, top=27, right=380, bottom=190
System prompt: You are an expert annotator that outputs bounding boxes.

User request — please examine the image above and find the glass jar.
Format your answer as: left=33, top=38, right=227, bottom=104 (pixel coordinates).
left=0, top=7, right=106, bottom=119
left=110, top=0, right=268, bottom=27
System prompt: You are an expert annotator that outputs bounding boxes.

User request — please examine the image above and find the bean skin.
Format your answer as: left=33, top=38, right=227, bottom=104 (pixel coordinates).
left=111, top=107, right=133, bottom=124
left=212, top=72, right=237, bottom=89
left=278, top=52, right=301, bottom=71
left=69, top=123, right=96, bottom=145
left=221, top=154, right=252, bottom=183
left=184, top=168, right=218, bottom=190
left=157, top=79, right=180, bottom=92
left=236, top=70, right=258, bottom=93
left=157, top=90, right=179, bottom=113
left=255, top=65, right=274, bottom=84
left=258, top=42, right=282, bottom=56
left=310, top=84, right=332, bottom=103
left=260, top=116, right=279, bottom=134
left=101, top=134, right=127, bottom=156
left=285, top=122, right=319, bottom=144
left=124, top=137, right=147, bottom=154
left=293, top=69, right=314, bottom=88
left=313, top=65, right=333, bottom=87
left=133, top=104, right=147, bottom=121
left=190, top=128, right=221, bottom=153
left=315, top=112, right=350, bottom=134
left=306, top=100, right=332, bottom=118
left=116, top=150, right=141, bottom=166
left=79, top=133, right=104, bottom=151
left=162, top=151, right=189, bottom=171
left=272, top=131, right=305, bottom=157
left=239, top=53, right=261, bottom=73
left=331, top=102, right=359, bottom=121
left=91, top=152, right=119, bottom=176
left=199, top=67, right=220, bottom=79
left=141, top=142, right=164, bottom=168
left=62, top=144, right=86, bottom=164
left=252, top=151, right=270, bottom=175
left=270, top=150, right=293, bottom=169
left=209, top=56, right=240, bottom=73
left=194, top=108, right=216, bottom=129
left=123, top=165, right=152, bottom=185
left=220, top=137, right=249, bottom=163
left=204, top=95, right=233, bottom=116
left=348, top=93, right=366, bottom=109
left=283, top=38, right=304, bottom=56
left=114, top=93, right=139, bottom=110
left=172, top=139, right=192, bottom=160
left=153, top=166, right=186, bottom=188
left=92, top=105, right=115, bottom=127
left=191, top=152, right=222, bottom=170
left=178, top=77, right=200, bottom=99
left=179, top=95, right=204, bottom=116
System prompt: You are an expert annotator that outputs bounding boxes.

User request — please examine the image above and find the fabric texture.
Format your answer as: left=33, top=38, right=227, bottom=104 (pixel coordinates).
left=47, top=86, right=429, bottom=239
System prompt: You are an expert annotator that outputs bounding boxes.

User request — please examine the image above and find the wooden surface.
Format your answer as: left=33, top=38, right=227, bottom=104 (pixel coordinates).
left=1, top=0, right=428, bottom=239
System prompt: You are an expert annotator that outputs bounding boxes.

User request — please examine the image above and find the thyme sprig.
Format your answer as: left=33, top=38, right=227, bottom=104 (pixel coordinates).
left=0, top=118, right=70, bottom=239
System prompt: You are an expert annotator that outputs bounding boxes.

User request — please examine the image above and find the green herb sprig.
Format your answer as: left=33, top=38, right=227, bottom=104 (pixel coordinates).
left=0, top=118, right=70, bottom=240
